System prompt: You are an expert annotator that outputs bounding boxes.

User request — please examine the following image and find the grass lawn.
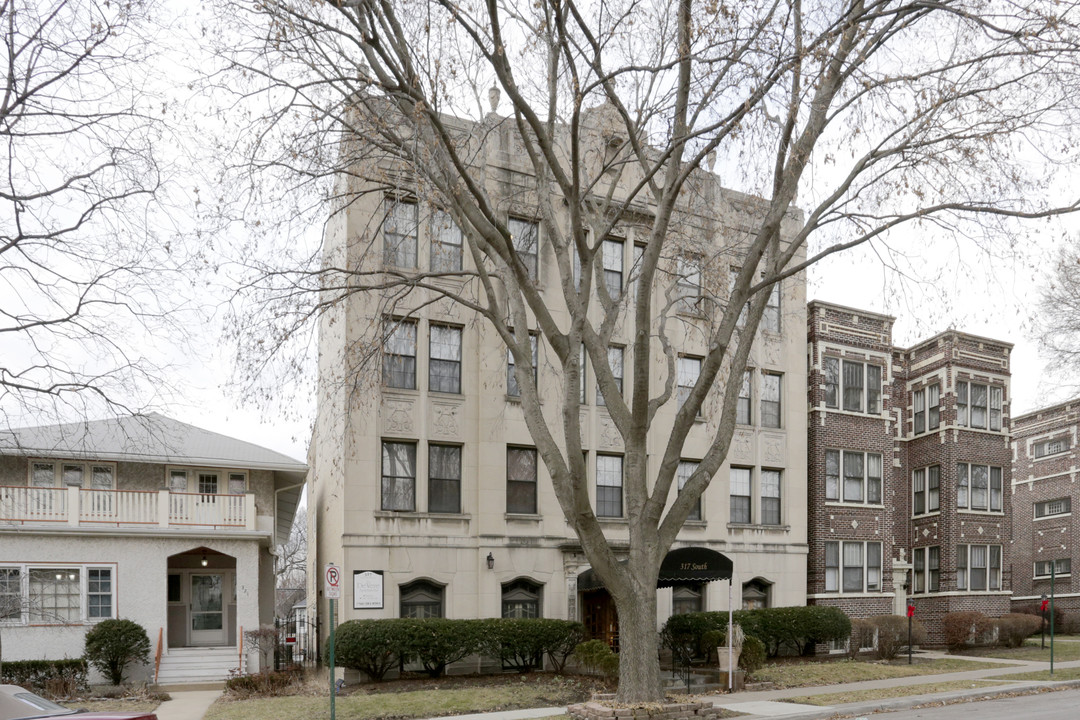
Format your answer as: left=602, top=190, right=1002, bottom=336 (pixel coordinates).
left=987, top=667, right=1080, bottom=681
left=66, top=700, right=162, bottom=712
left=953, top=638, right=1080, bottom=662
left=781, top=679, right=1013, bottom=706
left=751, top=657, right=1002, bottom=689
left=204, top=678, right=591, bottom=720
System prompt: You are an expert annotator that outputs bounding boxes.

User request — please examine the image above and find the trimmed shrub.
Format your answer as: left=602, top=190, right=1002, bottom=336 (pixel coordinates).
left=83, top=619, right=151, bottom=686
left=997, top=614, right=1043, bottom=648
left=943, top=611, right=996, bottom=650
left=0, top=659, right=89, bottom=694
left=539, top=619, right=586, bottom=672
left=398, top=618, right=484, bottom=678
left=869, top=615, right=927, bottom=660
left=475, top=618, right=575, bottom=672
left=1012, top=602, right=1064, bottom=631
left=738, top=606, right=851, bottom=656
left=1060, top=611, right=1080, bottom=635
left=846, top=618, right=875, bottom=659
left=738, top=634, right=766, bottom=674
left=224, top=668, right=302, bottom=697
left=332, top=619, right=406, bottom=681
left=572, top=640, right=618, bottom=677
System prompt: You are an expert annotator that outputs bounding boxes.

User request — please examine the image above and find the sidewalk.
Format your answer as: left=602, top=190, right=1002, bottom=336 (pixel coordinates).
left=153, top=689, right=222, bottom=720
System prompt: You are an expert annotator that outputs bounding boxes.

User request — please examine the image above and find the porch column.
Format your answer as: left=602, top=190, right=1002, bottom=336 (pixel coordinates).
left=67, top=485, right=80, bottom=526
left=244, top=493, right=256, bottom=530
left=158, top=490, right=170, bottom=527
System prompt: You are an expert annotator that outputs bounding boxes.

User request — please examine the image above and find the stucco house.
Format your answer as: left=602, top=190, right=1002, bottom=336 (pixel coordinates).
left=0, top=414, right=306, bottom=684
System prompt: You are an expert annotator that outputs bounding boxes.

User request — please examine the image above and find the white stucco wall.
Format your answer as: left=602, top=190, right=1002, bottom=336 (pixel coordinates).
left=0, top=532, right=267, bottom=682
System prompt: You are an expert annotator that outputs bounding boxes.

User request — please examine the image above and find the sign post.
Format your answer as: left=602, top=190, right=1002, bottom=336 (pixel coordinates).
left=1041, top=595, right=1049, bottom=649
left=1050, top=563, right=1056, bottom=676
left=325, top=563, right=341, bottom=720
left=906, top=602, right=915, bottom=665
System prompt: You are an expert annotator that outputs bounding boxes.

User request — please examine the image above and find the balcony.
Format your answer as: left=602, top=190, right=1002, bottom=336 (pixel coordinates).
left=0, top=486, right=257, bottom=531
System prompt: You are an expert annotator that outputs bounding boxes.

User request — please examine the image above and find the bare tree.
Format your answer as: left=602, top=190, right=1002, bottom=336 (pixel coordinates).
left=216, top=0, right=1080, bottom=701
left=0, top=0, right=190, bottom=425
left=275, top=507, right=307, bottom=617
left=1037, top=244, right=1080, bottom=390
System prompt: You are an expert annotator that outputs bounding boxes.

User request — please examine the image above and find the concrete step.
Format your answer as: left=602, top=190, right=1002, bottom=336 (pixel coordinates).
left=157, top=647, right=241, bottom=684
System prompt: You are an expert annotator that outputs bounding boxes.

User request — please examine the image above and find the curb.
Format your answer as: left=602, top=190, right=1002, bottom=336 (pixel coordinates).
left=759, top=678, right=1080, bottom=720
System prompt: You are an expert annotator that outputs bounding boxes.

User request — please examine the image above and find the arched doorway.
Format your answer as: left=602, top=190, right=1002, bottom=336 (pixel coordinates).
left=166, top=547, right=237, bottom=647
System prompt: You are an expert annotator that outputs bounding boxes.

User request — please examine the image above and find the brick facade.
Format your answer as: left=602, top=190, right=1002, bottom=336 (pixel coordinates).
left=807, top=301, right=1013, bottom=646
left=1012, top=401, right=1080, bottom=615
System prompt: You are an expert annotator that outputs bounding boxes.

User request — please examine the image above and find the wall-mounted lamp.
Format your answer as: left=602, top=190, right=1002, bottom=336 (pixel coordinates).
left=201, top=553, right=209, bottom=567
left=486, top=552, right=495, bottom=570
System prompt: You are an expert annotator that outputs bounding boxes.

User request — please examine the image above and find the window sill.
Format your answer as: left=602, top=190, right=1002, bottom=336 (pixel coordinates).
left=374, top=511, right=472, bottom=521
left=504, top=513, right=541, bottom=521
left=1034, top=513, right=1071, bottom=521
left=505, top=395, right=543, bottom=405
left=383, top=385, right=419, bottom=394
left=1034, top=575, right=1072, bottom=581
left=428, top=391, right=464, bottom=399
left=1033, top=452, right=1070, bottom=462
left=820, top=406, right=886, bottom=419
left=727, top=522, right=790, bottom=531
left=824, top=501, right=885, bottom=509
left=912, top=511, right=941, bottom=520
left=682, top=519, right=708, bottom=527
left=957, top=509, right=1004, bottom=516
left=597, top=516, right=628, bottom=524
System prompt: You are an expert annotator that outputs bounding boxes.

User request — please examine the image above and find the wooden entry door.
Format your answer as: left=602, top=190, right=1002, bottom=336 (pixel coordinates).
left=583, top=589, right=619, bottom=652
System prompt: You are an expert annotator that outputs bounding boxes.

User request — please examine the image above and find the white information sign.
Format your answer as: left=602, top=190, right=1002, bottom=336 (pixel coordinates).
left=353, top=570, right=384, bottom=609
left=325, top=563, right=341, bottom=599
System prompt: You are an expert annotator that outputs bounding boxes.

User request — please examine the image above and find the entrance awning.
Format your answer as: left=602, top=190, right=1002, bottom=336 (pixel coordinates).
left=576, top=547, right=733, bottom=592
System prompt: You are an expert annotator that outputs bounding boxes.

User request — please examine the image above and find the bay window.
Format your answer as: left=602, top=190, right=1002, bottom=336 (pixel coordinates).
left=957, top=463, right=1002, bottom=511
left=957, top=544, right=1002, bottom=591
left=825, top=450, right=882, bottom=504
left=825, top=541, right=882, bottom=593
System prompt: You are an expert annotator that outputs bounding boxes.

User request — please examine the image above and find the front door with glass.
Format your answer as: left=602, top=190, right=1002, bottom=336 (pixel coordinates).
left=190, top=574, right=226, bottom=645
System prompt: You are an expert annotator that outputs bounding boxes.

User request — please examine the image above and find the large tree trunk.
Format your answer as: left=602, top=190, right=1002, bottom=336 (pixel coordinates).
left=612, top=587, right=662, bottom=702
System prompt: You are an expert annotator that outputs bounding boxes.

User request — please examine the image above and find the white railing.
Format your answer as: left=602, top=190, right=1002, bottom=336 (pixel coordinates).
left=0, top=486, right=255, bottom=530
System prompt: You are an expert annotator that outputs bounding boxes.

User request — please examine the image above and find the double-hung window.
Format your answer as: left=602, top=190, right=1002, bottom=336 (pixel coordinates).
left=508, top=218, right=539, bottom=281
left=506, top=447, right=538, bottom=514
left=383, top=199, right=418, bottom=268
left=913, top=390, right=925, bottom=434
left=602, top=238, right=624, bottom=297
left=675, top=256, right=702, bottom=313
left=1034, top=559, right=1071, bottom=578
left=1034, top=497, right=1071, bottom=518
left=760, top=372, right=781, bottom=428
left=677, top=356, right=702, bottom=413
left=381, top=441, right=416, bottom=511
left=677, top=461, right=702, bottom=521
left=430, top=210, right=463, bottom=272
left=912, top=547, right=941, bottom=593
left=597, top=346, right=624, bottom=406
left=957, top=382, right=1003, bottom=431
left=507, top=333, right=538, bottom=397
left=729, top=467, right=751, bottom=524
left=429, top=324, right=462, bottom=394
left=383, top=319, right=418, bottom=389
left=0, top=565, right=114, bottom=624
left=0, top=568, right=22, bottom=621
left=928, top=384, right=940, bottom=430
left=1034, top=437, right=1071, bottom=458
left=825, top=541, right=882, bottom=593
left=595, top=454, right=623, bottom=518
left=824, top=358, right=881, bottom=414
left=761, top=283, right=781, bottom=333
left=761, top=470, right=781, bottom=525
left=912, top=466, right=940, bottom=515
left=957, top=463, right=1002, bottom=511
left=428, top=444, right=461, bottom=514
left=737, top=370, right=752, bottom=425
left=825, top=450, right=882, bottom=504
left=957, top=544, right=1001, bottom=591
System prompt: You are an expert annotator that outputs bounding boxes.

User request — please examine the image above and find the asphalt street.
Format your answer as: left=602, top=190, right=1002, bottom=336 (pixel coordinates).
left=851, top=688, right=1080, bottom=719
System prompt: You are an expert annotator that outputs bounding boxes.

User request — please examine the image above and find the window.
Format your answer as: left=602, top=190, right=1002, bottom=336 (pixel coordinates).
left=87, top=568, right=112, bottom=619
left=579, top=345, right=587, bottom=404
left=761, top=470, right=781, bottom=525
left=507, top=333, right=538, bottom=397
left=29, top=568, right=80, bottom=622
left=823, top=357, right=839, bottom=408
left=1034, top=497, right=1071, bottom=518
left=957, top=463, right=1002, bottom=511
left=928, top=384, right=940, bottom=430
left=506, top=447, right=538, bottom=514
left=677, top=356, right=701, bottom=413
left=428, top=444, right=461, bottom=514
left=912, top=466, right=940, bottom=515
left=27, top=462, right=114, bottom=489
left=760, top=372, right=781, bottom=428
left=0, top=565, right=112, bottom=624
left=399, top=580, right=443, bottom=618
left=737, top=370, right=751, bottom=425
left=169, top=470, right=187, bottom=493
left=761, top=283, right=780, bottom=333
left=1034, top=437, right=1071, bottom=458
left=429, top=324, right=462, bottom=393
left=602, top=237, right=624, bottom=297
left=502, top=580, right=542, bottom=618
left=957, top=382, right=1003, bottom=431
left=381, top=441, right=416, bottom=512
left=677, top=460, right=701, bottom=521
left=729, top=467, right=751, bottom=524
left=198, top=473, right=218, bottom=495
left=508, top=218, right=538, bottom=281
left=383, top=319, right=418, bottom=389
left=741, top=579, right=770, bottom=610
left=911, top=547, right=940, bottom=593
left=825, top=541, right=882, bottom=593
left=430, top=209, right=463, bottom=272
left=596, top=454, right=624, bottom=518
left=0, top=568, right=20, bottom=621
left=826, top=450, right=882, bottom=504
left=675, top=256, right=702, bottom=313
left=1034, top=559, right=1072, bottom=578
left=383, top=199, right=418, bottom=268
left=597, top=346, right=623, bottom=406
left=228, top=473, right=246, bottom=494
left=956, top=544, right=1002, bottom=591
left=913, top=389, right=925, bottom=434
left=673, top=583, right=704, bottom=614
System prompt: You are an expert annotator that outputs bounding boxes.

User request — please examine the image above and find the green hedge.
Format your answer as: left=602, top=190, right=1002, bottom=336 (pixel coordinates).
left=661, top=606, right=851, bottom=658
left=332, top=617, right=585, bottom=679
left=0, top=659, right=89, bottom=692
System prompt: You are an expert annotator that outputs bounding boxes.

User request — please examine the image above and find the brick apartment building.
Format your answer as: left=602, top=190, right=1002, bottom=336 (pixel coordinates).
left=807, top=301, right=1013, bottom=644
left=1012, top=401, right=1080, bottom=614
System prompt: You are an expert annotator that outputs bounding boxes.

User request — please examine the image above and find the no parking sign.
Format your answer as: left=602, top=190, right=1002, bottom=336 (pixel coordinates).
left=325, top=563, right=341, bottom=599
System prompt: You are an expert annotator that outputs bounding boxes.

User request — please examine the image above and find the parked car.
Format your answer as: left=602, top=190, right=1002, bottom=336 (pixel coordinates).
left=0, top=686, right=158, bottom=720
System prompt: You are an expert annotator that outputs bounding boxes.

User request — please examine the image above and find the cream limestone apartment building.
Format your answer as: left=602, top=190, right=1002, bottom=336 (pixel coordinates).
left=308, top=103, right=809, bottom=657
left=0, top=414, right=306, bottom=684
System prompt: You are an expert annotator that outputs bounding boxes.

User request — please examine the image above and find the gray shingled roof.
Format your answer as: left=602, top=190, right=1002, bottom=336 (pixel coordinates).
left=0, top=413, right=307, bottom=473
